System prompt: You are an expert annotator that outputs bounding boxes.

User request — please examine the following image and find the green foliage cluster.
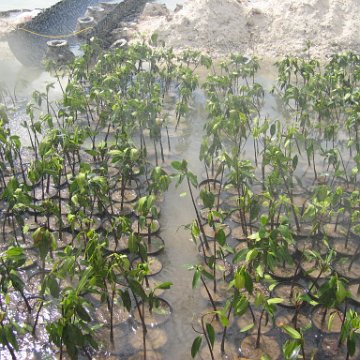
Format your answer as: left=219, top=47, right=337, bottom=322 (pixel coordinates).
left=1, top=37, right=360, bottom=359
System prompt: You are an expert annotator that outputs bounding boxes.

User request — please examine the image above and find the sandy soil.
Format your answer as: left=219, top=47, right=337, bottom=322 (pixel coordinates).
left=134, top=0, right=360, bottom=59
left=1, top=1, right=359, bottom=62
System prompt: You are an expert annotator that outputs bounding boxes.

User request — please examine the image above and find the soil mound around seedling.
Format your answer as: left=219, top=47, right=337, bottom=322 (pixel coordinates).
left=134, top=0, right=360, bottom=59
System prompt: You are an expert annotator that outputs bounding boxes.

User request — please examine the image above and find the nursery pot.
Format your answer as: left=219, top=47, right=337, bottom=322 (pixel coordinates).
left=268, top=260, right=301, bottom=281
left=133, top=298, right=172, bottom=327
left=240, top=335, right=281, bottom=360
left=131, top=256, right=163, bottom=276
left=75, top=16, right=95, bottom=38
left=45, top=39, right=75, bottom=64
left=312, top=305, right=343, bottom=333
left=85, top=6, right=105, bottom=22
left=271, top=281, right=307, bottom=308
left=199, top=178, right=222, bottom=195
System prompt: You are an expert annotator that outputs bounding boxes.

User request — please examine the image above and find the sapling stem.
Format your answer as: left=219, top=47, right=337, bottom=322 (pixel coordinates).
left=248, top=303, right=256, bottom=323
left=261, top=138, right=266, bottom=190
left=321, top=307, right=328, bottom=327
left=255, top=309, right=265, bottom=349
left=292, top=302, right=300, bottom=330
left=197, top=220, right=208, bottom=259
left=253, top=138, right=258, bottom=167
left=32, top=298, right=44, bottom=336
left=159, top=135, right=165, bottom=163
left=312, top=149, right=318, bottom=180
left=186, top=176, right=210, bottom=251
left=216, top=164, right=225, bottom=211
left=236, top=185, right=248, bottom=237
left=300, top=338, right=306, bottom=360
left=213, top=240, right=217, bottom=294
left=348, top=243, right=360, bottom=271
left=120, top=177, right=125, bottom=212
left=309, top=268, right=323, bottom=292
left=59, top=338, right=63, bottom=360
left=82, top=346, right=92, bottom=360
left=200, top=276, right=217, bottom=313
left=279, top=167, right=300, bottom=232
left=165, top=125, right=171, bottom=152
left=147, top=221, right=152, bottom=246
left=57, top=170, right=62, bottom=241
left=153, top=139, right=158, bottom=166
left=132, top=293, right=147, bottom=360
left=344, top=218, right=352, bottom=249
left=110, top=286, right=115, bottom=344
left=346, top=351, right=350, bottom=360
left=200, top=314, right=215, bottom=360
left=338, top=302, right=348, bottom=348
left=17, top=151, right=27, bottom=186
left=104, top=123, right=112, bottom=148
left=220, top=303, right=233, bottom=354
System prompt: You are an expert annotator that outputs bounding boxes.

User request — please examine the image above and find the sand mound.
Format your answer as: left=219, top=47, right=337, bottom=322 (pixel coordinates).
left=135, top=0, right=360, bottom=59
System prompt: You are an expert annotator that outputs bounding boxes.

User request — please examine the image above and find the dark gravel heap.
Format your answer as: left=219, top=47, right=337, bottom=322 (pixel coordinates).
left=6, top=0, right=148, bottom=66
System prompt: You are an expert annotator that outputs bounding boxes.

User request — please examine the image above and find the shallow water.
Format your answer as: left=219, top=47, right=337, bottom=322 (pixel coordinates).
left=0, top=57, right=284, bottom=359
left=0, top=3, right=359, bottom=360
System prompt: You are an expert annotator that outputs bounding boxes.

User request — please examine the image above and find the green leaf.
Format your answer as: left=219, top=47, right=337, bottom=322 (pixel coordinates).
left=75, top=304, right=91, bottom=322
left=256, top=264, right=264, bottom=278
left=336, top=279, right=348, bottom=303
left=215, top=311, right=229, bottom=327
left=9, top=272, right=24, bottom=291
left=5, top=246, right=23, bottom=258
left=246, top=248, right=259, bottom=262
left=240, top=322, right=255, bottom=333
left=155, top=282, right=173, bottom=290
left=192, top=269, right=201, bottom=289
left=47, top=275, right=60, bottom=298
left=4, top=325, right=18, bottom=351
left=128, top=234, right=138, bottom=254
left=200, top=190, right=215, bottom=209
left=129, top=280, right=146, bottom=300
left=267, top=297, right=284, bottom=305
left=206, top=323, right=215, bottom=349
left=328, top=311, right=336, bottom=332
left=120, top=289, right=131, bottom=312
left=282, top=325, right=301, bottom=340
left=138, top=243, right=148, bottom=262
left=270, top=123, right=276, bottom=136
left=292, top=155, right=298, bottom=170
left=215, top=228, right=226, bottom=246
left=171, top=160, right=183, bottom=171
left=283, top=339, right=301, bottom=360
left=188, top=172, right=198, bottom=188
left=348, top=337, right=356, bottom=356
left=244, top=271, right=253, bottom=294
left=233, top=248, right=247, bottom=264
left=234, top=272, right=245, bottom=290
left=191, top=336, right=202, bottom=358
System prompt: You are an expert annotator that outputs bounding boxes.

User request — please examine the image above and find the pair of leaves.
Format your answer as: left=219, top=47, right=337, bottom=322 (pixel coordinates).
left=191, top=323, right=215, bottom=358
